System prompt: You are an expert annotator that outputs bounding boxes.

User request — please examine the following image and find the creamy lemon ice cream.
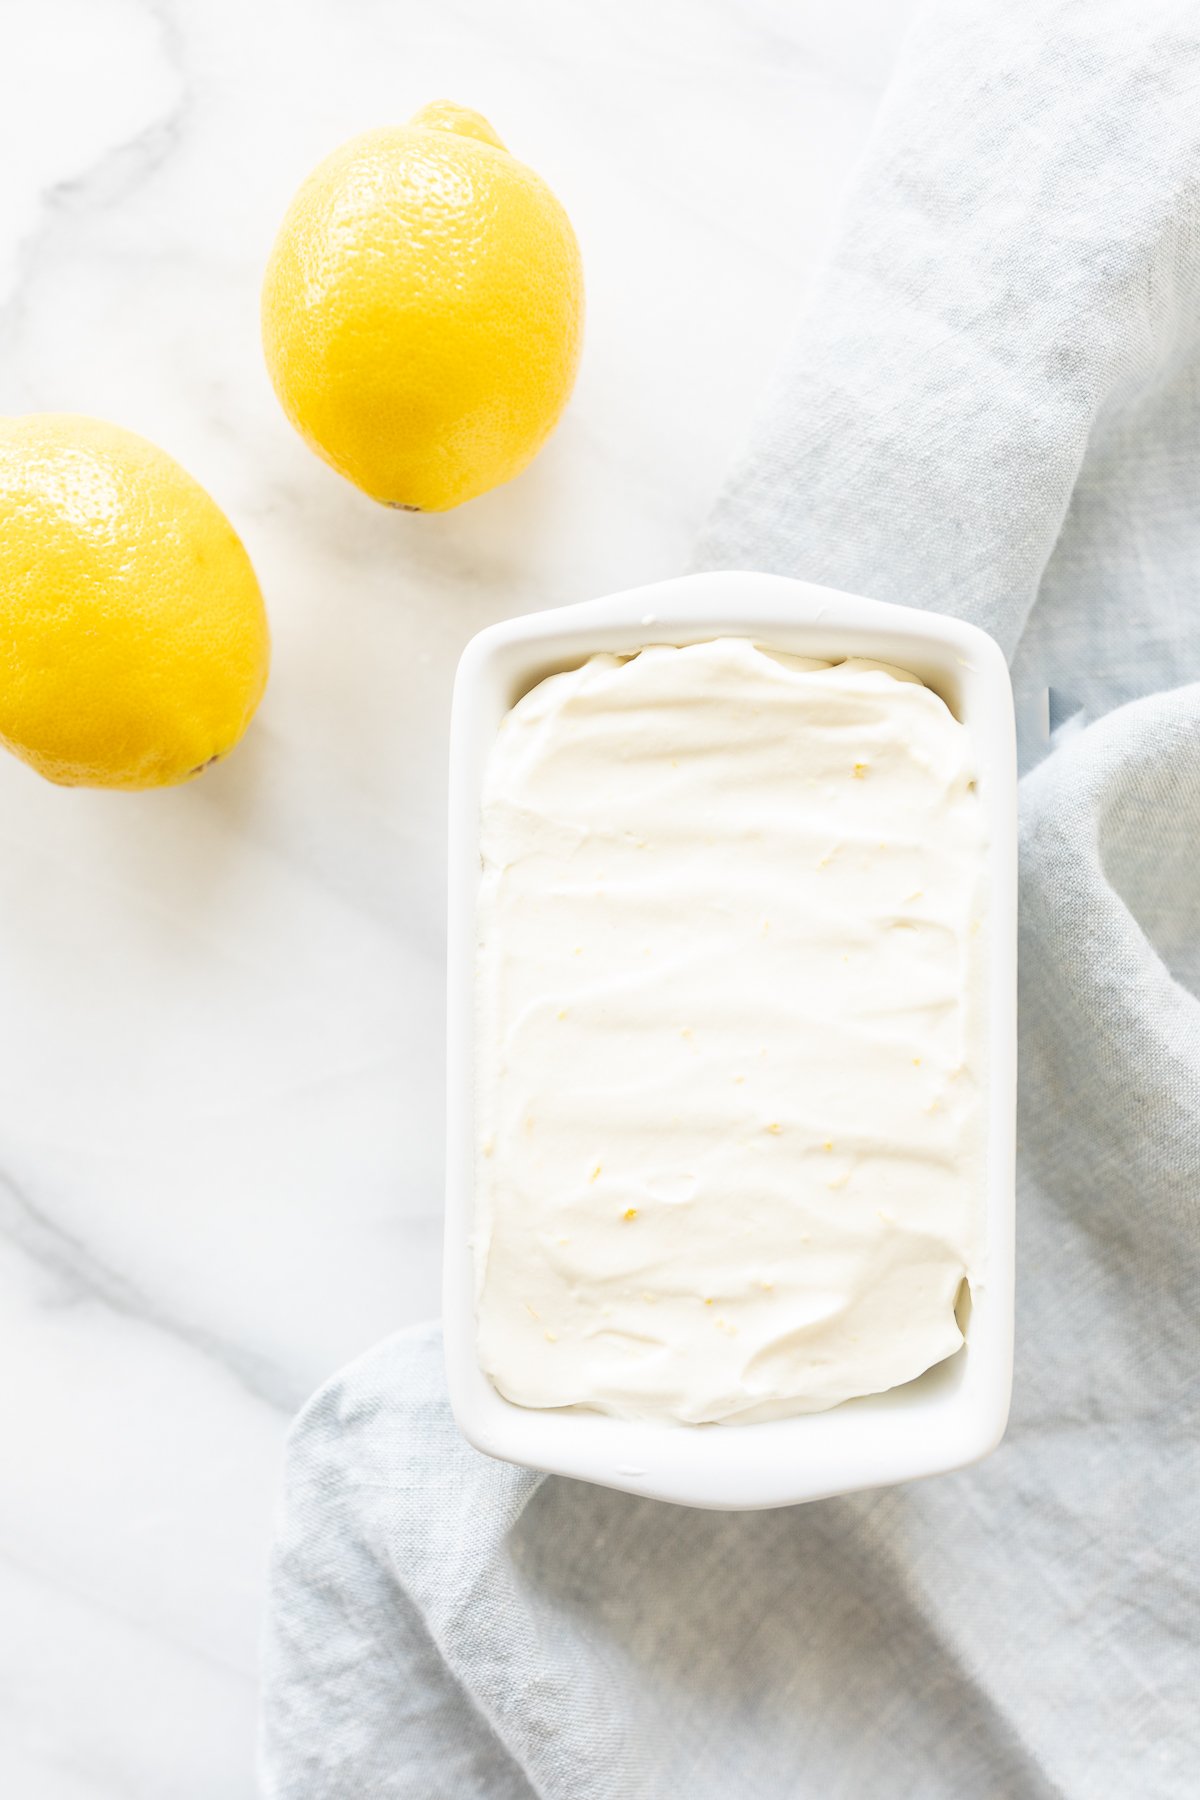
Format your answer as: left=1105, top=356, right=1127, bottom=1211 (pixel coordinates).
left=474, top=638, right=986, bottom=1424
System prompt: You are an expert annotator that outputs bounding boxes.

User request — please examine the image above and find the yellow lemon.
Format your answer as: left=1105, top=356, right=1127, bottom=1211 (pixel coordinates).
left=0, top=414, right=269, bottom=790
left=261, top=102, right=584, bottom=511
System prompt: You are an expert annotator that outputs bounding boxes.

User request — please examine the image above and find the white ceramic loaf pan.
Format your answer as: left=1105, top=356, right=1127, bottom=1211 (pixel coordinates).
left=444, top=571, right=1016, bottom=1510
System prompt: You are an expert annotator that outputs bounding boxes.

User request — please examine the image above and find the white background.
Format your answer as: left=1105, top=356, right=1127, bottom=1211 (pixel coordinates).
left=0, top=1, right=916, bottom=1792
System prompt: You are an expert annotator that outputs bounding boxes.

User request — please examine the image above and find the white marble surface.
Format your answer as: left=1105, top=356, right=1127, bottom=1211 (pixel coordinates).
left=0, top=2, right=916, bottom=1792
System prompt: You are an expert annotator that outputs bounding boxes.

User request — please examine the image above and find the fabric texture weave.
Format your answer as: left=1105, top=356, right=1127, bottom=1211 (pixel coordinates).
left=261, top=2, right=1200, bottom=1792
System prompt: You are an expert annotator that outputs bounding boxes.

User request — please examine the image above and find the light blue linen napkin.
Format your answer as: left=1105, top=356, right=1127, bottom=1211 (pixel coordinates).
left=261, top=2, right=1200, bottom=1792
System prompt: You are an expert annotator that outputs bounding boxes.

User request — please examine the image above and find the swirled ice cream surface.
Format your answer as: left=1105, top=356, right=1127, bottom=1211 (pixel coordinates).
left=474, top=638, right=986, bottom=1424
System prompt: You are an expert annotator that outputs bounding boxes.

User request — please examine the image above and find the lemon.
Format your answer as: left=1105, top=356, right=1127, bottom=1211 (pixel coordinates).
left=261, top=102, right=584, bottom=511
left=0, top=414, right=269, bottom=790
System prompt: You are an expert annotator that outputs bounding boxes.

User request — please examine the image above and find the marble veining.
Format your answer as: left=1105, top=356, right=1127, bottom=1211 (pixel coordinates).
left=0, top=1, right=914, bottom=1792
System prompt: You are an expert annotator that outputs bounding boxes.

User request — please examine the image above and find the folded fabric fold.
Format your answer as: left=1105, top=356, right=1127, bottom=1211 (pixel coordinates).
left=262, top=1, right=1200, bottom=1793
